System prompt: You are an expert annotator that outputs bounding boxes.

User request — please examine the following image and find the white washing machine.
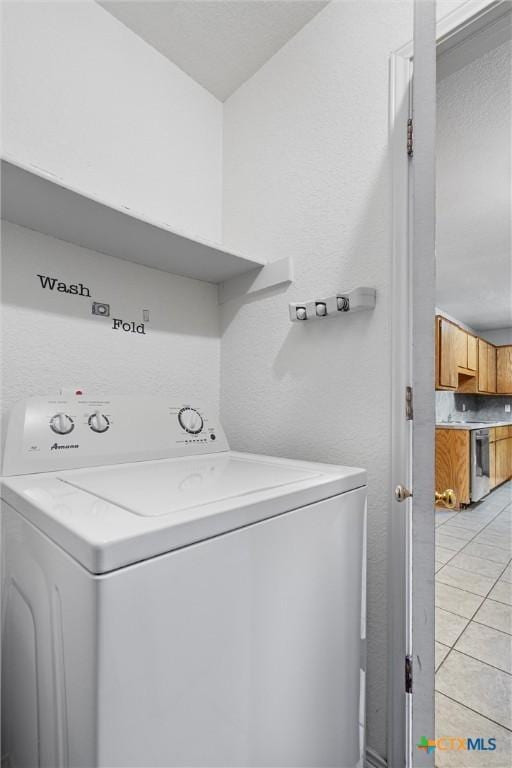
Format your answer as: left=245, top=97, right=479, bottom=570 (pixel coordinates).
left=1, top=394, right=366, bottom=768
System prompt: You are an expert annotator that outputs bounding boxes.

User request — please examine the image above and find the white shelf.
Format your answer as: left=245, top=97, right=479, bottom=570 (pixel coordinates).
left=0, top=158, right=266, bottom=284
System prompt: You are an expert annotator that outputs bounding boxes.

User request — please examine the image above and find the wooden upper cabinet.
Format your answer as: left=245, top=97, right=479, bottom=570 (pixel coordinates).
left=454, top=326, right=468, bottom=369
left=438, top=317, right=458, bottom=388
left=478, top=339, right=488, bottom=392
left=435, top=315, right=509, bottom=394
left=467, top=335, right=478, bottom=371
left=487, top=345, right=497, bottom=393
left=497, top=346, right=512, bottom=394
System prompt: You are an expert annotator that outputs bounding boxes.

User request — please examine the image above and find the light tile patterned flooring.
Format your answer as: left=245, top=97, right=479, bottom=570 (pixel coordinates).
left=435, top=480, right=512, bottom=766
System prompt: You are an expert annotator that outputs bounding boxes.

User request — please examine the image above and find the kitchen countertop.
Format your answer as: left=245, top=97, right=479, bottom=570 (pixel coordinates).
left=436, top=421, right=511, bottom=430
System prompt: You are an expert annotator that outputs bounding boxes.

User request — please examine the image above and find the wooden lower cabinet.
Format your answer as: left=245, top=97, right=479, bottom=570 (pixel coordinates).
left=436, top=428, right=512, bottom=507
left=490, top=440, right=496, bottom=489
left=435, top=429, right=471, bottom=509
left=495, top=437, right=512, bottom=488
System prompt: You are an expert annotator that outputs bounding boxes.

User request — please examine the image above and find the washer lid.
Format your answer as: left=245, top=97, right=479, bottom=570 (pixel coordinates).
left=2, top=451, right=366, bottom=574
left=61, top=454, right=320, bottom=517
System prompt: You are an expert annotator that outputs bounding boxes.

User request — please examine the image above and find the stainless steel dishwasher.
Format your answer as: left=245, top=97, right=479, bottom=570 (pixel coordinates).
left=471, top=428, right=490, bottom=502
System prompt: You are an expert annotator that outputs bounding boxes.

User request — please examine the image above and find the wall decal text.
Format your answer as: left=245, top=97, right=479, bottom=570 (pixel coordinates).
left=37, top=274, right=91, bottom=297
left=112, top=318, right=146, bottom=335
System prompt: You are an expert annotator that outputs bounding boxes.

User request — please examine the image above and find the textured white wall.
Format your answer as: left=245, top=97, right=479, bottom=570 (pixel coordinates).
left=436, top=37, right=512, bottom=329
left=1, top=0, right=223, bottom=242
left=0, top=222, right=220, bottom=448
left=220, top=1, right=412, bottom=758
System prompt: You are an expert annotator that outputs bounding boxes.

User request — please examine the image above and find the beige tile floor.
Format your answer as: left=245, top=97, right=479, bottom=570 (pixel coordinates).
left=435, top=480, right=512, bottom=767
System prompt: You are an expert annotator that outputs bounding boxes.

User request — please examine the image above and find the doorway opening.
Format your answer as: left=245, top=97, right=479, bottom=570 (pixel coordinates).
left=434, top=3, right=512, bottom=759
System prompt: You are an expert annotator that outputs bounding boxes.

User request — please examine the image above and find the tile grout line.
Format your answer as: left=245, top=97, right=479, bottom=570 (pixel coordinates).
left=436, top=554, right=512, bottom=674
left=471, top=618, right=512, bottom=638
left=439, top=557, right=512, bottom=580
left=436, top=604, right=512, bottom=636
left=435, top=487, right=512, bottom=727
left=435, top=690, right=512, bottom=734
left=436, top=506, right=512, bottom=584
left=438, top=646, right=512, bottom=678
left=436, top=510, right=512, bottom=676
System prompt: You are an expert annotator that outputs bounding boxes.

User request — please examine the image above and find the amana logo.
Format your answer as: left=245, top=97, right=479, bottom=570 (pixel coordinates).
left=50, top=442, right=79, bottom=451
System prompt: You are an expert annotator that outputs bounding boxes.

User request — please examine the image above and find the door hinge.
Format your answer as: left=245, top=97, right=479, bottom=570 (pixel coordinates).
left=407, top=118, right=413, bottom=157
left=405, top=655, right=413, bottom=693
left=405, top=386, right=413, bottom=420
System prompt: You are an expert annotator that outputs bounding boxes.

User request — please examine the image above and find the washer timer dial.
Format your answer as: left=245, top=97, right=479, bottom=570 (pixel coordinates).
left=88, top=411, right=110, bottom=433
left=178, top=407, right=204, bottom=435
left=50, top=413, right=74, bottom=435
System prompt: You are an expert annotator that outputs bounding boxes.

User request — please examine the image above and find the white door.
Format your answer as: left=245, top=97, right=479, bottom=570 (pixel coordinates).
left=390, top=2, right=506, bottom=766
left=389, top=2, right=437, bottom=766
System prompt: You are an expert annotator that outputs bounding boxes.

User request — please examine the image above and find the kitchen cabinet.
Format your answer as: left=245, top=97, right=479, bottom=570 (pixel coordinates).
left=467, top=335, right=478, bottom=371
left=435, top=315, right=512, bottom=394
left=497, top=346, right=512, bottom=394
left=495, top=437, right=512, bottom=488
left=488, top=345, right=497, bottom=392
left=435, top=428, right=471, bottom=509
left=436, top=426, right=512, bottom=506
left=490, top=440, right=496, bottom=489
left=437, top=317, right=458, bottom=388
left=454, top=326, right=468, bottom=369
left=478, top=340, right=488, bottom=392
left=477, top=339, right=497, bottom=393
left=436, top=317, right=475, bottom=390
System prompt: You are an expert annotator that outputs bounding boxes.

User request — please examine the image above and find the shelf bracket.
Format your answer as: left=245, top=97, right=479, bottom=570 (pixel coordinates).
left=217, top=256, right=293, bottom=305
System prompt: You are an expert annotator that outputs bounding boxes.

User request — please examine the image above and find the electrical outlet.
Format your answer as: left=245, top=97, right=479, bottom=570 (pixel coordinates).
left=505, top=404, right=511, bottom=413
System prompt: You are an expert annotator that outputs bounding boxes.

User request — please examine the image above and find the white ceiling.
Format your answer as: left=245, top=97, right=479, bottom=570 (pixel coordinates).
left=98, top=0, right=329, bottom=101
left=436, top=22, right=512, bottom=331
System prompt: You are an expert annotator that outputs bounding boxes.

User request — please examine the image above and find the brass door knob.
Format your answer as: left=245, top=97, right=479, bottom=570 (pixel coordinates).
left=435, top=489, right=456, bottom=509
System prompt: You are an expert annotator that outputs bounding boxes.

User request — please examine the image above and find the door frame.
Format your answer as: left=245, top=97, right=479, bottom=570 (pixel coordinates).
left=388, top=1, right=509, bottom=766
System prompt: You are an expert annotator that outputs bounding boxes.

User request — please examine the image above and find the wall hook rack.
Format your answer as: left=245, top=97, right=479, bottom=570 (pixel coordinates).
left=289, top=286, right=376, bottom=323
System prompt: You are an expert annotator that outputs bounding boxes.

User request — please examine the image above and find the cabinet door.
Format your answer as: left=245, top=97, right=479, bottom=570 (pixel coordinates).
left=435, top=428, right=470, bottom=507
left=487, top=346, right=497, bottom=393
left=495, top=439, right=509, bottom=486
left=438, top=319, right=458, bottom=388
left=489, top=441, right=496, bottom=489
left=478, top=340, right=488, bottom=392
left=497, top=346, right=512, bottom=394
left=467, top=335, right=478, bottom=371
left=454, top=327, right=468, bottom=369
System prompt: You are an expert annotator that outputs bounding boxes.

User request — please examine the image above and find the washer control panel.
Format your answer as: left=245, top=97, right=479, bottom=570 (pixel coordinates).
left=3, top=395, right=229, bottom=475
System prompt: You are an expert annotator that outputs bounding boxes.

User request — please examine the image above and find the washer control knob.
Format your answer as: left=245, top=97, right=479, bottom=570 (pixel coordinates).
left=50, top=413, right=74, bottom=435
left=178, top=407, right=204, bottom=435
left=88, top=411, right=110, bottom=433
